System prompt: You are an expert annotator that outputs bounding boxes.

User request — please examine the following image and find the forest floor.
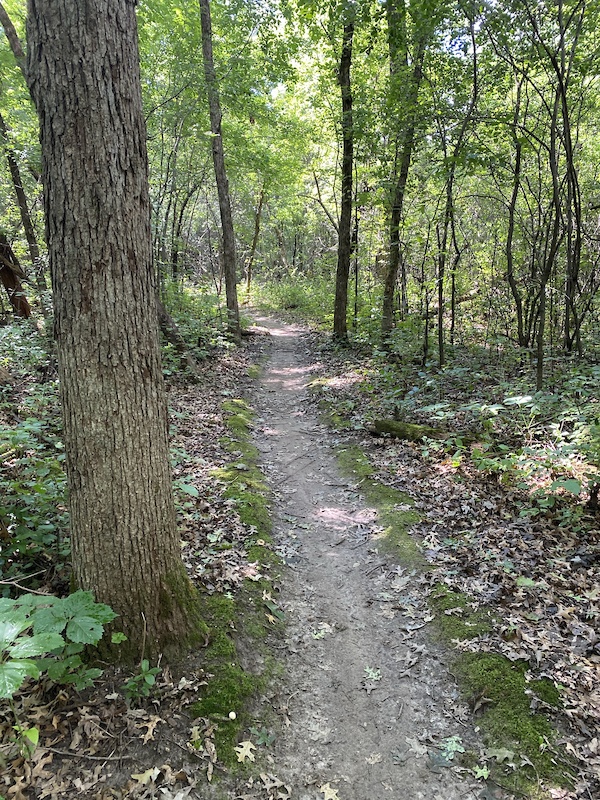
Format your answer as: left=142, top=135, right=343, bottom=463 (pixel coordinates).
left=2, top=314, right=597, bottom=800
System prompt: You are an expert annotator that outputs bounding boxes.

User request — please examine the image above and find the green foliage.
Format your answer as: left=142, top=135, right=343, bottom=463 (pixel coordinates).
left=121, top=659, right=162, bottom=701
left=0, top=591, right=116, bottom=698
left=253, top=273, right=335, bottom=326
left=161, top=281, right=232, bottom=370
left=0, top=417, right=68, bottom=577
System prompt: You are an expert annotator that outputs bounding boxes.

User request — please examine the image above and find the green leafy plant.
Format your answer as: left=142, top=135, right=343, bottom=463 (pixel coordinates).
left=0, top=417, right=68, bottom=577
left=0, top=590, right=117, bottom=698
left=121, top=659, right=162, bottom=701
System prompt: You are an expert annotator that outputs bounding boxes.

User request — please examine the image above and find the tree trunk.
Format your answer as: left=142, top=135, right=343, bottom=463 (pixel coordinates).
left=246, top=187, right=265, bottom=295
left=333, top=20, right=354, bottom=341
left=0, top=112, right=48, bottom=296
left=381, top=0, right=427, bottom=336
left=26, top=0, right=199, bottom=661
left=0, top=233, right=32, bottom=318
left=199, top=0, right=241, bottom=344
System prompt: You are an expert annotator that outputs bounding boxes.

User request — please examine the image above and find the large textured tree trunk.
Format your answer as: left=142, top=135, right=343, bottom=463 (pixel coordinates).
left=333, top=21, right=354, bottom=341
left=199, top=0, right=241, bottom=344
left=26, top=0, right=199, bottom=661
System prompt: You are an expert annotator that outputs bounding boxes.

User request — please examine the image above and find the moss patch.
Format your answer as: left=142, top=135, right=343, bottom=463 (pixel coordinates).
left=454, top=654, right=573, bottom=792
left=429, top=585, right=495, bottom=641
left=216, top=398, right=271, bottom=539
left=189, top=593, right=263, bottom=762
left=335, top=445, right=425, bottom=568
left=188, top=396, right=282, bottom=766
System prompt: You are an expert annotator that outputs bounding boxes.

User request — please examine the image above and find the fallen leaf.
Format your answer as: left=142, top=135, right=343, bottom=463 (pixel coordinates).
left=486, top=747, right=515, bottom=763
left=319, top=783, right=340, bottom=800
left=234, top=740, right=256, bottom=763
left=365, top=752, right=382, bottom=764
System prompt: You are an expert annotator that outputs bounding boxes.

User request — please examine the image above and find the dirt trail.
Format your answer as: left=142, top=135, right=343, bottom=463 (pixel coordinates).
left=250, top=316, right=488, bottom=800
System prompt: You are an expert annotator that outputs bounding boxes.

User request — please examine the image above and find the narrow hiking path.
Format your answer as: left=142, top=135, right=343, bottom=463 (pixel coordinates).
left=249, top=315, right=494, bottom=800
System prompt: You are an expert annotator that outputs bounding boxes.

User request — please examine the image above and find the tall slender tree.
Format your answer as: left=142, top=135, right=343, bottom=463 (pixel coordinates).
left=381, top=0, right=435, bottom=337
left=333, top=16, right=355, bottom=340
left=199, top=0, right=241, bottom=344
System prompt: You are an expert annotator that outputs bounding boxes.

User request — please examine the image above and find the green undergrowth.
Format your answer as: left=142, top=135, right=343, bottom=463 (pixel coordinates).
left=192, top=397, right=281, bottom=766
left=327, top=435, right=570, bottom=794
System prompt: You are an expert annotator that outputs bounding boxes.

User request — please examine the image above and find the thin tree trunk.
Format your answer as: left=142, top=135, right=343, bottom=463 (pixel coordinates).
left=246, top=187, right=265, bottom=295
left=171, top=183, right=199, bottom=279
left=0, top=233, right=31, bottom=317
left=27, top=0, right=199, bottom=661
left=436, top=17, right=477, bottom=367
left=199, top=0, right=240, bottom=344
left=0, top=112, right=47, bottom=295
left=381, top=0, right=427, bottom=336
left=333, top=20, right=354, bottom=340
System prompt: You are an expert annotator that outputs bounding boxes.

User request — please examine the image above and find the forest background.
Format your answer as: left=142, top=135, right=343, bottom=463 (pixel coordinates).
left=1, top=0, right=600, bottom=796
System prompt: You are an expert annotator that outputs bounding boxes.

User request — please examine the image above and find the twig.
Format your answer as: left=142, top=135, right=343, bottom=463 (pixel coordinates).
left=140, top=612, right=147, bottom=666
left=366, top=562, right=386, bottom=575
left=0, top=578, right=52, bottom=596
left=44, top=746, right=132, bottom=762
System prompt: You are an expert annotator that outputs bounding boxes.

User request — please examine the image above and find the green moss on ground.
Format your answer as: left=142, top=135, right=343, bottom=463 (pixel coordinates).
left=190, top=396, right=283, bottom=765
left=454, top=654, right=573, bottom=792
left=216, top=398, right=271, bottom=539
left=429, top=585, right=495, bottom=641
left=335, top=445, right=424, bottom=568
left=189, top=593, right=262, bottom=762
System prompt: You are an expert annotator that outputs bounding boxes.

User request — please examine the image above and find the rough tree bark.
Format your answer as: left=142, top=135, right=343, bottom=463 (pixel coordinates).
left=333, top=20, right=354, bottom=341
left=199, top=0, right=241, bottom=344
left=26, top=0, right=199, bottom=660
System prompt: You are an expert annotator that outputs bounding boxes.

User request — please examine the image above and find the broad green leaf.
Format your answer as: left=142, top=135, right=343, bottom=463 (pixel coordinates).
left=66, top=615, right=103, bottom=644
left=31, top=606, right=68, bottom=635
left=63, top=592, right=117, bottom=625
left=178, top=482, right=200, bottom=497
left=503, top=395, right=533, bottom=406
left=9, top=632, right=64, bottom=658
left=516, top=576, right=537, bottom=588
left=550, top=479, right=581, bottom=495
left=21, top=727, right=39, bottom=747
left=0, top=659, right=40, bottom=698
left=0, top=616, right=31, bottom=649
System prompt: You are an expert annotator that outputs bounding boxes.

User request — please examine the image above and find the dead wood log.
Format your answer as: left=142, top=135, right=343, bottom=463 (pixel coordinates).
left=241, top=325, right=271, bottom=337
left=367, top=419, right=445, bottom=441
left=0, top=233, right=31, bottom=318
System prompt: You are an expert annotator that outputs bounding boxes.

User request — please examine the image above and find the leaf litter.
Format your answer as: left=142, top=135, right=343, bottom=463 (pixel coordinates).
left=0, top=341, right=283, bottom=798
